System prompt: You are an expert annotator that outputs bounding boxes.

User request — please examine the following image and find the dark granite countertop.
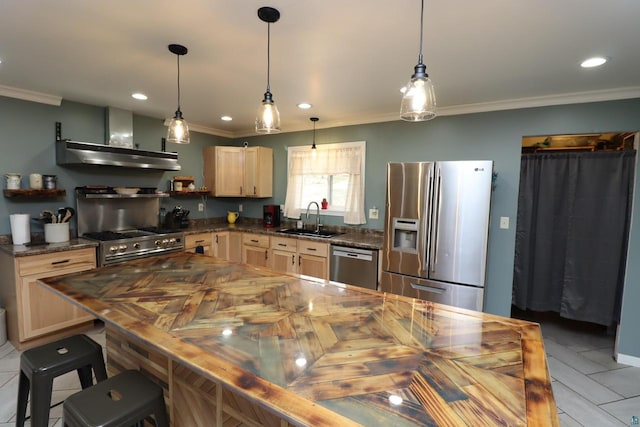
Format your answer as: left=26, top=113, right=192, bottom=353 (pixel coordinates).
left=182, top=220, right=384, bottom=250
left=0, top=238, right=98, bottom=257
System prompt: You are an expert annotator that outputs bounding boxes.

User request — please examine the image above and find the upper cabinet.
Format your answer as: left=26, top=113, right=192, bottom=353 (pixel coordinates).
left=203, top=146, right=273, bottom=198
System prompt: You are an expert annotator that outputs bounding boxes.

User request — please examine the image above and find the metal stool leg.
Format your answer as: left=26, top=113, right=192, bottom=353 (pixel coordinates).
left=30, top=375, right=53, bottom=427
left=15, top=370, right=30, bottom=427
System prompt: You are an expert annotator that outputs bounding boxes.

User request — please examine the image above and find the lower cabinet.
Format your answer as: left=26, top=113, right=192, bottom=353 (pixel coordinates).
left=185, top=232, right=213, bottom=255
left=242, top=233, right=270, bottom=268
left=0, top=247, right=97, bottom=350
left=212, top=231, right=242, bottom=262
left=270, top=236, right=329, bottom=280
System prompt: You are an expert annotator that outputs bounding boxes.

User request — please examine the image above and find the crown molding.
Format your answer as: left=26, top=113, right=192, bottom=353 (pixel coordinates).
left=0, top=84, right=62, bottom=106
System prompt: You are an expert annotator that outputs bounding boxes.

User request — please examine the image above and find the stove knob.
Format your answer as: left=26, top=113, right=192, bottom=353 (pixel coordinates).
left=155, top=240, right=162, bottom=247
left=162, top=239, right=169, bottom=247
left=118, top=244, right=127, bottom=253
left=133, top=242, right=141, bottom=249
left=168, top=238, right=177, bottom=246
left=109, top=246, right=118, bottom=254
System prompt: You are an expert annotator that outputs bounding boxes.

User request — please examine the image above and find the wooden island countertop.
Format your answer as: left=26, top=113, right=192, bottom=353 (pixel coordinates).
left=39, top=253, right=558, bottom=426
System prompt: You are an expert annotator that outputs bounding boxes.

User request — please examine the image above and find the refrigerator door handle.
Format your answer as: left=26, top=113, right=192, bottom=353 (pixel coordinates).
left=410, top=283, right=446, bottom=294
left=431, top=169, right=443, bottom=272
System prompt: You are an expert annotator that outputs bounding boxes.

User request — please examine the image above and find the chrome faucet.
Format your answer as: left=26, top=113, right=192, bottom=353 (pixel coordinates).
left=305, top=201, right=320, bottom=233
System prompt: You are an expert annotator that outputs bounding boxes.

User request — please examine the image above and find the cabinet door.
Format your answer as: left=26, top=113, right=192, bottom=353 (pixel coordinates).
left=228, top=233, right=243, bottom=263
left=215, top=147, right=244, bottom=196
left=213, top=232, right=229, bottom=259
left=271, top=249, right=298, bottom=274
left=299, top=254, right=328, bottom=280
left=246, top=147, right=273, bottom=198
left=243, top=246, right=270, bottom=268
left=20, top=273, right=94, bottom=340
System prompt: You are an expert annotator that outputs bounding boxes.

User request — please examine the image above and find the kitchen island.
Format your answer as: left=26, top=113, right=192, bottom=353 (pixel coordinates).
left=39, top=253, right=558, bottom=426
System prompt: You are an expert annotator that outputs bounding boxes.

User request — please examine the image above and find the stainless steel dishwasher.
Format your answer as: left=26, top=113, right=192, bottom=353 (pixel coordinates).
left=330, top=245, right=379, bottom=290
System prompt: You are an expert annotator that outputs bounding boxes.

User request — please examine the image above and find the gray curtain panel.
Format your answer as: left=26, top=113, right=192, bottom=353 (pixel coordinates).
left=512, top=150, right=635, bottom=326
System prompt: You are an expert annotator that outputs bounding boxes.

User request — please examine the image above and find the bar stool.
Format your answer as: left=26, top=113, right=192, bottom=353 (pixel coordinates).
left=63, top=369, right=169, bottom=427
left=16, top=334, right=108, bottom=427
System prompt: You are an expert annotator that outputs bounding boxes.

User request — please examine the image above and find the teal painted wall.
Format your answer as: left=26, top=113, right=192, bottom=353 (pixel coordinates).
left=0, top=97, right=232, bottom=234
left=2, top=94, right=640, bottom=359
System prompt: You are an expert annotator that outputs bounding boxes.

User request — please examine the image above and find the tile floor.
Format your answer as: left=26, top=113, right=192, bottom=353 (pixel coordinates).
left=0, top=317, right=637, bottom=426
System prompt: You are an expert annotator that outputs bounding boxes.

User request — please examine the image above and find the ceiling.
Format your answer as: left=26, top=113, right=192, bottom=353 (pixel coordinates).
left=1, top=0, right=640, bottom=138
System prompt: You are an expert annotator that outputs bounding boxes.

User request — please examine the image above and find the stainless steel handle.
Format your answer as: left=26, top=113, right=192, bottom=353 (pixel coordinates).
left=298, top=255, right=302, bottom=266
left=264, top=250, right=268, bottom=260
left=215, top=235, right=219, bottom=243
left=431, top=169, right=443, bottom=272
left=306, top=247, right=317, bottom=252
left=410, top=283, right=446, bottom=294
left=291, top=254, right=295, bottom=265
left=240, top=186, right=243, bottom=195
left=278, top=243, right=286, bottom=247
left=51, top=259, right=71, bottom=266
left=253, top=186, right=256, bottom=195
left=195, top=239, right=205, bottom=244
left=251, top=239, right=259, bottom=243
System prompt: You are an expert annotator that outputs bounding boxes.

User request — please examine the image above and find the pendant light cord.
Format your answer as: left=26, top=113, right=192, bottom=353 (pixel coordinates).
left=266, top=22, right=271, bottom=93
left=418, top=0, right=424, bottom=65
left=176, top=54, right=181, bottom=110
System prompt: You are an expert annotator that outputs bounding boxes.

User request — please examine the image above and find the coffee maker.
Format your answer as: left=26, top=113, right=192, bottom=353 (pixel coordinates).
left=263, top=205, right=281, bottom=228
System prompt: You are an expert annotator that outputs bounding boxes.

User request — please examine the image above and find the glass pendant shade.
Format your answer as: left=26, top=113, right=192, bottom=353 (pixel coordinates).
left=256, top=91, right=281, bottom=133
left=166, top=44, right=190, bottom=143
left=167, top=110, right=190, bottom=144
left=400, top=66, right=436, bottom=121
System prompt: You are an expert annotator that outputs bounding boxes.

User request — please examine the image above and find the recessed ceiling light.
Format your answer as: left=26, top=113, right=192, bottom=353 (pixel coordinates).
left=580, top=56, right=608, bottom=68
left=131, top=93, right=148, bottom=100
left=297, top=102, right=312, bottom=109
left=221, top=115, right=233, bottom=121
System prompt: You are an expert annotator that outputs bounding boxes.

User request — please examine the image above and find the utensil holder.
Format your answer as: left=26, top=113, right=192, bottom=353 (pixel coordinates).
left=44, top=223, right=69, bottom=243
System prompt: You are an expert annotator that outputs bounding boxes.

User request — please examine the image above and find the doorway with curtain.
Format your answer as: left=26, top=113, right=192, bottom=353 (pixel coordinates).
left=512, top=146, right=636, bottom=329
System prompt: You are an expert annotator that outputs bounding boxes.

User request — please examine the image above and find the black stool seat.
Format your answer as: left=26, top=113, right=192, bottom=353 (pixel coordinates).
left=17, top=334, right=108, bottom=427
left=63, top=369, right=169, bottom=427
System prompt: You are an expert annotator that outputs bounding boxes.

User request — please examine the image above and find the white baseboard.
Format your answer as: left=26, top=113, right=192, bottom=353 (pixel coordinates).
left=615, top=352, right=640, bottom=367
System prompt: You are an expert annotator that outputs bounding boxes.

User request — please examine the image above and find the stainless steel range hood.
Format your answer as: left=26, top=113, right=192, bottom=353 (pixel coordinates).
left=55, top=108, right=182, bottom=171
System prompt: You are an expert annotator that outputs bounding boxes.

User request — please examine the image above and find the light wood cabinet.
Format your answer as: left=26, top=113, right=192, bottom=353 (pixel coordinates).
left=184, top=232, right=213, bottom=255
left=297, top=240, right=329, bottom=279
left=270, top=237, right=298, bottom=275
left=242, top=233, right=270, bottom=268
left=0, top=248, right=97, bottom=350
left=269, top=237, right=329, bottom=280
left=203, top=146, right=273, bottom=197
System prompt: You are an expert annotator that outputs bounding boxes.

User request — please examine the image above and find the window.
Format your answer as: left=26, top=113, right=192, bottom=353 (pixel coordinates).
left=284, top=141, right=366, bottom=224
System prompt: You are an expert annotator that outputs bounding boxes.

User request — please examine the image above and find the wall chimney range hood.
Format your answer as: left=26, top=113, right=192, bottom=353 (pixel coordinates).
left=55, top=108, right=182, bottom=171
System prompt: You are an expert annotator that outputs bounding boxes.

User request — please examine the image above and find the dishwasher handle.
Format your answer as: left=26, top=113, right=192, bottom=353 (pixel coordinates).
left=332, top=249, right=373, bottom=262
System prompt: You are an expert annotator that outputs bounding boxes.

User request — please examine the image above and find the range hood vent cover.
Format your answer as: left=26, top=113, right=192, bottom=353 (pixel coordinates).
left=56, top=139, right=181, bottom=171
left=55, top=114, right=182, bottom=171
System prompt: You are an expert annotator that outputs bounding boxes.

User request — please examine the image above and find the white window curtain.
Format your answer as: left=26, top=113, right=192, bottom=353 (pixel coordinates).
left=284, top=142, right=366, bottom=224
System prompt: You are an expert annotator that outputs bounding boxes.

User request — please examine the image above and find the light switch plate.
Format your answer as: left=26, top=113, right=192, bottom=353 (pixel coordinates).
left=500, top=216, right=509, bottom=229
left=238, top=204, right=243, bottom=213
left=198, top=203, right=204, bottom=212
left=369, top=208, right=379, bottom=220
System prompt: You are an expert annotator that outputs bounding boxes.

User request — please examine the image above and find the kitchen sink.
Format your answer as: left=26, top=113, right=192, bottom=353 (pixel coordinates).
left=277, top=228, right=343, bottom=239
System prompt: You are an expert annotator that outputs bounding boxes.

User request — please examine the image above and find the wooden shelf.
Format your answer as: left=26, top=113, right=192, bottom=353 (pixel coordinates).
left=3, top=189, right=66, bottom=198
left=169, top=191, right=210, bottom=197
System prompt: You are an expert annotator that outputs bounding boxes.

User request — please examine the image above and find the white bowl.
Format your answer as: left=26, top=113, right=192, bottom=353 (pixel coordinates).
left=113, top=187, right=140, bottom=195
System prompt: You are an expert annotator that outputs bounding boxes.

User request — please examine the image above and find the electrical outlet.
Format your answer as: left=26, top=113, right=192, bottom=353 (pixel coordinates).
left=369, top=207, right=379, bottom=220
left=500, top=216, right=509, bottom=229
left=198, top=203, right=204, bottom=212
left=238, top=204, right=243, bottom=213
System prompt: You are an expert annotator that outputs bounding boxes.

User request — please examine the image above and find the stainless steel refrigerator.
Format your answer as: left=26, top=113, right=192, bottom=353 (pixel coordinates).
left=380, top=161, right=493, bottom=311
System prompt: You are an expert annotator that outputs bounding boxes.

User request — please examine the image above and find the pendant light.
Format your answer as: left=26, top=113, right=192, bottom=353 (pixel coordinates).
left=400, top=0, right=437, bottom=121
left=256, top=7, right=281, bottom=133
left=310, top=117, right=319, bottom=158
left=167, top=44, right=190, bottom=144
